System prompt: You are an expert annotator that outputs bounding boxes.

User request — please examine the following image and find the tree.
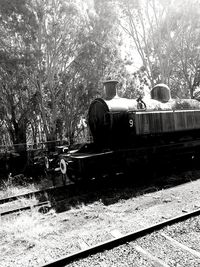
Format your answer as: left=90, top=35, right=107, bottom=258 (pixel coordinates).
left=0, top=0, right=38, bottom=153
left=24, top=0, right=86, bottom=147
left=117, top=0, right=173, bottom=87
left=162, top=0, right=200, bottom=97
left=58, top=0, right=128, bottom=143
left=117, top=0, right=200, bottom=98
left=0, top=0, right=128, bottom=150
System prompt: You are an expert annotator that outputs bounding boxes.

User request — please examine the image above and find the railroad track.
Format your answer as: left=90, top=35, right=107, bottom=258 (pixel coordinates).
left=0, top=176, right=120, bottom=217
left=0, top=200, right=51, bottom=216
left=0, top=183, right=74, bottom=217
left=41, top=208, right=200, bottom=267
left=0, top=156, right=198, bottom=209
left=0, top=163, right=199, bottom=219
left=0, top=176, right=122, bottom=217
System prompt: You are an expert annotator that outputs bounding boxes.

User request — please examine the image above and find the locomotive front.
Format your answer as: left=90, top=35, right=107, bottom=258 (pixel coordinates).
left=88, top=80, right=144, bottom=148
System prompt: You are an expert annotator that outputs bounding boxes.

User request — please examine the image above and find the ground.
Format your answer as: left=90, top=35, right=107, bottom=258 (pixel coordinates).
left=0, top=170, right=200, bottom=266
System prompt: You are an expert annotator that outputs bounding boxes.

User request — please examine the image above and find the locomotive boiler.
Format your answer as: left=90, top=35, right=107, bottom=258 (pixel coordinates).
left=60, top=80, right=200, bottom=182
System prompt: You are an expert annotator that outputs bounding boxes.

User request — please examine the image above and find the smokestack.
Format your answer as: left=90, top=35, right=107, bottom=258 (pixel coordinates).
left=103, top=80, right=118, bottom=100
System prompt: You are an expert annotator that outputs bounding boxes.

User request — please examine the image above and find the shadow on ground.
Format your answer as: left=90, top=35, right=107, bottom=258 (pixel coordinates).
left=51, top=158, right=200, bottom=214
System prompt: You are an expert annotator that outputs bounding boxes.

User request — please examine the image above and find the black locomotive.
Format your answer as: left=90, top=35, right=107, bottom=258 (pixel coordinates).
left=59, top=80, right=200, bottom=182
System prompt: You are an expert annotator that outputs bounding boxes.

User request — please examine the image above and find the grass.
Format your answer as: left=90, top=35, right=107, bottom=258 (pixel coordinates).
left=0, top=208, right=57, bottom=261
left=0, top=175, right=54, bottom=199
left=1, top=209, right=56, bottom=238
left=0, top=174, right=57, bottom=262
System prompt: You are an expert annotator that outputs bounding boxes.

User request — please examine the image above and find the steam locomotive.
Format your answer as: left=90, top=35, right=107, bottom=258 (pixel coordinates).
left=59, top=80, right=200, bottom=182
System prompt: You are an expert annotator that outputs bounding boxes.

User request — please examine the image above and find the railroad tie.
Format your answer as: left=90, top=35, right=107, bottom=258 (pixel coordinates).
left=110, top=229, right=169, bottom=267
left=78, top=239, right=108, bottom=267
left=78, top=239, right=89, bottom=250
left=110, top=229, right=123, bottom=238
left=133, top=245, right=170, bottom=267
left=161, top=233, right=200, bottom=258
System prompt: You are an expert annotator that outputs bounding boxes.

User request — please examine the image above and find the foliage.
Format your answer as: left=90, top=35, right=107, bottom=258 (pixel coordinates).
left=2, top=0, right=200, bottom=157
left=0, top=0, right=129, bottom=150
left=164, top=0, right=200, bottom=97
left=117, top=0, right=200, bottom=98
left=0, top=0, right=39, bottom=152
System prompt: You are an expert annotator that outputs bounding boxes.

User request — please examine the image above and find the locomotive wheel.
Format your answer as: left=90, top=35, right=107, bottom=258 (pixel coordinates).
left=60, top=159, right=67, bottom=175
left=60, top=158, right=80, bottom=183
left=60, top=158, right=91, bottom=183
left=60, top=159, right=69, bottom=184
left=44, top=156, right=49, bottom=170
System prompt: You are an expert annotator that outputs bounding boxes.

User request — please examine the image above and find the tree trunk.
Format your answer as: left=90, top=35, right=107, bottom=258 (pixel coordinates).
left=46, top=131, right=57, bottom=152
left=8, top=119, right=28, bottom=175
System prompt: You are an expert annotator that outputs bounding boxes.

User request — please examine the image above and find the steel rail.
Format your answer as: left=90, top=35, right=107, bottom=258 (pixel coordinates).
left=41, top=208, right=200, bottom=267
left=0, top=201, right=51, bottom=216
left=0, top=183, right=79, bottom=217
left=0, top=184, right=71, bottom=205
